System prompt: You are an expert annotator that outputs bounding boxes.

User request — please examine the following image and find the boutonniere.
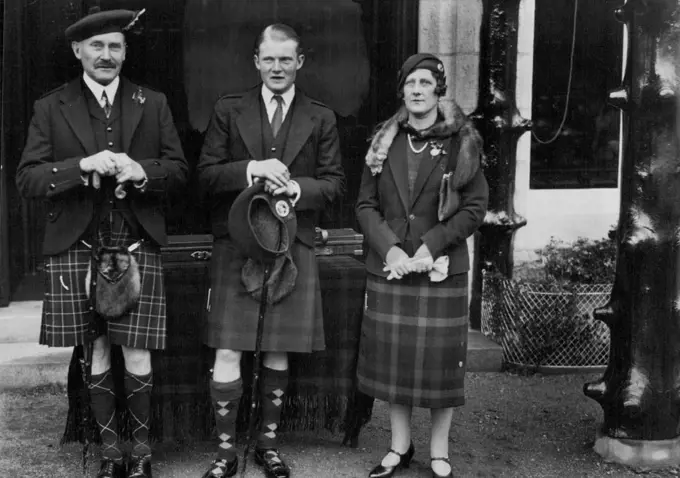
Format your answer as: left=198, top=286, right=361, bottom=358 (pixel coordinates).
left=429, top=141, right=446, bottom=158
left=132, top=87, right=146, bottom=106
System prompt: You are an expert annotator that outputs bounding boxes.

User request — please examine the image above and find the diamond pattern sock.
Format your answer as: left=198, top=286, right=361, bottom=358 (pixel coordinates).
left=211, top=378, right=242, bottom=462
left=256, top=368, right=288, bottom=450
left=89, top=370, right=123, bottom=462
left=124, top=370, right=153, bottom=458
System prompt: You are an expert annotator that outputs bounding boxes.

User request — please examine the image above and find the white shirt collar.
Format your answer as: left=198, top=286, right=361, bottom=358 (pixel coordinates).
left=261, top=84, right=295, bottom=120
left=82, top=73, right=120, bottom=107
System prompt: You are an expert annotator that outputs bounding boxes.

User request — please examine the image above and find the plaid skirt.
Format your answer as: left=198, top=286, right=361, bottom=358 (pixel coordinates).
left=204, top=238, right=324, bottom=352
left=357, top=273, right=468, bottom=408
left=39, top=218, right=167, bottom=350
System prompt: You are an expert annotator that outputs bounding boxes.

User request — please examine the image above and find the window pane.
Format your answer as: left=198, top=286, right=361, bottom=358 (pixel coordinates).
left=530, top=1, right=623, bottom=189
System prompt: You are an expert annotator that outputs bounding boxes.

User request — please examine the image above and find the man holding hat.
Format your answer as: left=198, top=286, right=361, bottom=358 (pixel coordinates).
left=198, top=23, right=345, bottom=478
left=16, top=8, right=187, bottom=478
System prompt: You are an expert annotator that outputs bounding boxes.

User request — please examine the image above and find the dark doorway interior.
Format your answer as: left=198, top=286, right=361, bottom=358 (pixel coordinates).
left=0, top=0, right=417, bottom=303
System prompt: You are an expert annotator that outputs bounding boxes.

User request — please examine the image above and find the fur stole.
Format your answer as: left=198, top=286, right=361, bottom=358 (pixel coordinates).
left=365, top=100, right=483, bottom=192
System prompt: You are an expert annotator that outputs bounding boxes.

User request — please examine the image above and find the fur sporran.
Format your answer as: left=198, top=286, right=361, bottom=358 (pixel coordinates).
left=85, top=245, right=141, bottom=320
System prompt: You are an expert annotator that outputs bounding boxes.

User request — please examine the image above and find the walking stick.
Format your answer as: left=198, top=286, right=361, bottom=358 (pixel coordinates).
left=241, top=264, right=273, bottom=477
left=79, top=185, right=104, bottom=476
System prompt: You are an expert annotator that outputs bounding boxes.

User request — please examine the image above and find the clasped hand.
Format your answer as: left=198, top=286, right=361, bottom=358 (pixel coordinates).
left=251, top=158, right=296, bottom=197
left=79, top=150, right=146, bottom=184
left=383, top=244, right=434, bottom=280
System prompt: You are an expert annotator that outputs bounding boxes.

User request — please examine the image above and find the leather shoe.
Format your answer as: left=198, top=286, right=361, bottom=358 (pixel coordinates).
left=431, top=457, right=453, bottom=477
left=201, top=458, right=238, bottom=478
left=127, top=454, right=152, bottom=478
left=368, top=442, right=415, bottom=478
left=96, top=459, right=126, bottom=478
left=254, top=448, right=290, bottom=478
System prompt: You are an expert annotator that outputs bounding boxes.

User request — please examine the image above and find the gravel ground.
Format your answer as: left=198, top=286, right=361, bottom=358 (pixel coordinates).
left=2, top=373, right=680, bottom=477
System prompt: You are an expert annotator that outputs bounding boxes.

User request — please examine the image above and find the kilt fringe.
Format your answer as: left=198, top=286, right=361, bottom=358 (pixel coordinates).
left=62, top=348, right=374, bottom=446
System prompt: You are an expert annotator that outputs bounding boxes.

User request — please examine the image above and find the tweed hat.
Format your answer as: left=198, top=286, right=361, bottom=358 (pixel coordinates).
left=397, top=53, right=446, bottom=94
left=65, top=7, right=145, bottom=42
left=228, top=182, right=298, bottom=263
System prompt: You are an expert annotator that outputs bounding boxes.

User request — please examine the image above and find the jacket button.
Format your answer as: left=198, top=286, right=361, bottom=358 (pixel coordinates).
left=52, top=167, right=58, bottom=174
left=409, top=214, right=415, bottom=220
left=49, top=183, right=56, bottom=190
left=47, top=212, right=54, bottom=219
left=271, top=147, right=276, bottom=152
left=107, top=127, right=112, bottom=132
left=108, top=141, right=114, bottom=147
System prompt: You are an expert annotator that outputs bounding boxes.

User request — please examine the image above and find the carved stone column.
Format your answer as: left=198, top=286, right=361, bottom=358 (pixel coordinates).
left=469, top=0, right=531, bottom=328
left=584, top=0, right=680, bottom=466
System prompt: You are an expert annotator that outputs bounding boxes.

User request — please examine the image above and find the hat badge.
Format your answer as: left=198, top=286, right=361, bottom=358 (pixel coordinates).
left=437, top=63, right=444, bottom=71
left=275, top=200, right=290, bottom=218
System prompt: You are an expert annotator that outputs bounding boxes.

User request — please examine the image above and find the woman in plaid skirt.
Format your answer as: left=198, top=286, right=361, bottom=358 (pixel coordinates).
left=355, top=53, right=488, bottom=478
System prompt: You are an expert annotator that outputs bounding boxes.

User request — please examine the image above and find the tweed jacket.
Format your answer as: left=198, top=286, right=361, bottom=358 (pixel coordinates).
left=15, top=77, right=188, bottom=255
left=197, top=85, right=345, bottom=248
left=356, top=101, right=488, bottom=278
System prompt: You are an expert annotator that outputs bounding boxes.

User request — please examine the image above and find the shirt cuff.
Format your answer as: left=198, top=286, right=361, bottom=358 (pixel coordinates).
left=246, top=160, right=257, bottom=187
left=289, top=180, right=301, bottom=207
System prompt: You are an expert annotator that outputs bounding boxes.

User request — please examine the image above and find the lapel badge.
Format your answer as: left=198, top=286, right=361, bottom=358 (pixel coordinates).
left=132, top=87, right=146, bottom=106
left=275, top=200, right=290, bottom=218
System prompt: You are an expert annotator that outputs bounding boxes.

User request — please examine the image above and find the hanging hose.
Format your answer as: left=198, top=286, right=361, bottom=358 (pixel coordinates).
left=532, top=0, right=579, bottom=145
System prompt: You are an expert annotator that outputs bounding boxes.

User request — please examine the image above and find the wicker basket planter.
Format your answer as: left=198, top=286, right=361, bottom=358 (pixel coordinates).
left=481, top=274, right=612, bottom=370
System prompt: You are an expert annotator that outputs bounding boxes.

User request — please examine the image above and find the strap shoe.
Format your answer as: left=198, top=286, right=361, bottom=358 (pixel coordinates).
left=368, top=442, right=415, bottom=478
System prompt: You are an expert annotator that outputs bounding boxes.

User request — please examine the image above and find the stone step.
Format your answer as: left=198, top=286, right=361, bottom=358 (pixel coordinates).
left=0, top=300, right=42, bottom=343
left=467, top=329, right=503, bottom=372
left=0, top=301, right=504, bottom=390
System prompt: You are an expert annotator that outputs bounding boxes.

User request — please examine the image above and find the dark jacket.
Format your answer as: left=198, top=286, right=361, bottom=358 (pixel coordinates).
left=197, top=86, right=345, bottom=248
left=15, top=77, right=188, bottom=255
left=356, top=102, right=488, bottom=278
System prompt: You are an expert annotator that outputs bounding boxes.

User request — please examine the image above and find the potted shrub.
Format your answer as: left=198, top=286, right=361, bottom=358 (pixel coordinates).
left=482, top=231, right=616, bottom=371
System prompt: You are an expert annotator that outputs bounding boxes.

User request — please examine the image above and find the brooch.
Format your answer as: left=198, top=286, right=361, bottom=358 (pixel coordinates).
left=429, top=141, right=446, bottom=158
left=132, top=87, right=146, bottom=106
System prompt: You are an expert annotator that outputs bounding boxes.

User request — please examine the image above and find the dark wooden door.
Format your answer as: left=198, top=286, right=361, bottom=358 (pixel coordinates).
left=2, top=0, right=418, bottom=301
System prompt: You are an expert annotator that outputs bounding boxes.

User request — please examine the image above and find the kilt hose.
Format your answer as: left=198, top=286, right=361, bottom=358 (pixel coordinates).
left=40, top=218, right=167, bottom=350
left=205, top=237, right=324, bottom=353
left=357, top=272, right=468, bottom=409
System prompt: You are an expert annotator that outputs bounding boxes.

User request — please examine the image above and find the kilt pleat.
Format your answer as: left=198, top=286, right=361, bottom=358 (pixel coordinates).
left=205, top=238, right=324, bottom=352
left=357, top=273, right=468, bottom=408
left=40, top=218, right=166, bottom=350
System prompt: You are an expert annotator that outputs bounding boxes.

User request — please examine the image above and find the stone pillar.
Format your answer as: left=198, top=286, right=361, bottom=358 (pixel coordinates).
left=419, top=0, right=484, bottom=312
left=467, top=0, right=531, bottom=328
left=584, top=0, right=680, bottom=466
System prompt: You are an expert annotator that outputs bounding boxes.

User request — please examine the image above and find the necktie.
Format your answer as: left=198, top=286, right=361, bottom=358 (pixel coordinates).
left=102, top=91, right=112, bottom=118
left=271, top=95, right=283, bottom=138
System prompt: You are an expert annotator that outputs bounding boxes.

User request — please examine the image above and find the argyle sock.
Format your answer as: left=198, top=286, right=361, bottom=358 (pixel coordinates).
left=124, top=370, right=153, bottom=457
left=211, top=378, right=242, bottom=462
left=256, top=368, right=288, bottom=450
left=89, top=370, right=123, bottom=462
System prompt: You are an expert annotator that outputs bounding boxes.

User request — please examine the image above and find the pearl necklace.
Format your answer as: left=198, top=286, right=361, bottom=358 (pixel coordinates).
left=407, top=134, right=428, bottom=154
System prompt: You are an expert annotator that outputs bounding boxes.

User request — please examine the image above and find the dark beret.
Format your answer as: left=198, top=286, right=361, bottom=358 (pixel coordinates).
left=228, top=182, right=298, bottom=264
left=397, top=53, right=446, bottom=93
left=65, top=8, right=144, bottom=42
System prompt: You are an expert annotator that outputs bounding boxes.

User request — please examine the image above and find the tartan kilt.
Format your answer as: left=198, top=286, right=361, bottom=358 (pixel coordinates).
left=357, top=272, right=468, bottom=408
left=204, top=237, right=324, bottom=352
left=39, top=222, right=167, bottom=350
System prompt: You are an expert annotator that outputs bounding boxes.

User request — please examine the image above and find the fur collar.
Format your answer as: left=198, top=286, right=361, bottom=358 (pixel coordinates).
left=365, top=100, right=483, bottom=190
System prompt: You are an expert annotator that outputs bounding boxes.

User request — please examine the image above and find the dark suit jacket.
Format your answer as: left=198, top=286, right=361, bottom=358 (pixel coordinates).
left=356, top=131, right=488, bottom=278
left=197, top=86, right=345, bottom=248
left=15, top=77, right=188, bottom=255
